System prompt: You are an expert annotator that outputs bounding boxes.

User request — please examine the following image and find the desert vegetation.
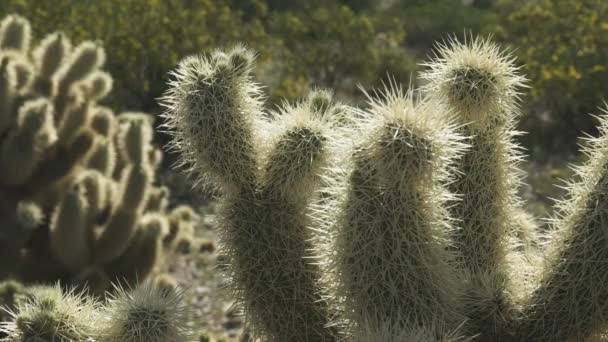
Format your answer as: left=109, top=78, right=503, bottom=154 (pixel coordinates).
left=1, top=1, right=608, bottom=341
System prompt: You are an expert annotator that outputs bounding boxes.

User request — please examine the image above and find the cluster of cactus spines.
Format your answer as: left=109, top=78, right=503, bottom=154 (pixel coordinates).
left=318, top=84, right=467, bottom=340
left=0, top=284, right=99, bottom=341
left=162, top=45, right=262, bottom=194
left=0, top=99, right=56, bottom=186
left=162, top=46, right=339, bottom=342
left=420, top=36, right=529, bottom=338
left=0, top=280, right=25, bottom=325
left=0, top=280, right=190, bottom=342
left=0, top=14, right=199, bottom=293
left=99, top=282, right=190, bottom=342
left=514, top=111, right=608, bottom=341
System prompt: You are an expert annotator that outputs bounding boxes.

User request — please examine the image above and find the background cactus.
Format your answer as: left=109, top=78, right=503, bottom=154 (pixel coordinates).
left=0, top=14, right=200, bottom=295
left=0, top=284, right=100, bottom=341
left=0, top=280, right=191, bottom=342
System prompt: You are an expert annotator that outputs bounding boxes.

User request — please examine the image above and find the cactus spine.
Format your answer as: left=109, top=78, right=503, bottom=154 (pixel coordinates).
left=162, top=46, right=338, bottom=341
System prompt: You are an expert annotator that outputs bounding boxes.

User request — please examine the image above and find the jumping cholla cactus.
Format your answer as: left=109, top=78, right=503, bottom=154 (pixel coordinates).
left=0, top=14, right=199, bottom=293
left=0, top=280, right=190, bottom=342
left=420, top=37, right=529, bottom=339
left=162, top=45, right=340, bottom=342
left=318, top=84, right=468, bottom=339
left=163, top=35, right=608, bottom=341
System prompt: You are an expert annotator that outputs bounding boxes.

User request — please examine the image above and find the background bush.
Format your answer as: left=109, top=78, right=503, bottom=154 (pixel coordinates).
left=495, top=0, right=608, bottom=156
left=2, top=0, right=605, bottom=201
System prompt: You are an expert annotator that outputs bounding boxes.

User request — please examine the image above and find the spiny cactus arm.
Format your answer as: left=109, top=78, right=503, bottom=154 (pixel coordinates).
left=77, top=169, right=107, bottom=225
left=103, top=214, right=167, bottom=286
left=117, top=116, right=152, bottom=165
left=0, top=284, right=99, bottom=341
left=221, top=98, right=339, bottom=342
left=85, top=108, right=117, bottom=175
left=32, top=32, right=71, bottom=96
left=0, top=200, right=42, bottom=271
left=0, top=57, right=16, bottom=134
left=86, top=135, right=117, bottom=176
left=307, top=88, right=335, bottom=115
left=98, top=281, right=190, bottom=342
left=259, top=99, right=334, bottom=199
left=93, top=164, right=150, bottom=264
left=0, top=99, right=57, bottom=187
left=420, top=36, right=525, bottom=128
left=323, top=85, right=466, bottom=338
left=33, top=32, right=71, bottom=80
left=420, top=36, right=527, bottom=338
left=53, top=41, right=105, bottom=117
left=161, top=45, right=263, bottom=193
left=56, top=88, right=91, bottom=147
left=49, top=183, right=91, bottom=272
left=518, top=112, right=608, bottom=341
left=0, top=15, right=31, bottom=53
left=78, top=70, right=113, bottom=101
left=10, top=201, right=43, bottom=247
left=23, top=129, right=94, bottom=193
left=54, top=41, right=105, bottom=92
left=0, top=280, right=26, bottom=323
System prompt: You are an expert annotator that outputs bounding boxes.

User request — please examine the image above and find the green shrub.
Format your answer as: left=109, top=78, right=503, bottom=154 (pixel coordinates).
left=498, top=0, right=608, bottom=152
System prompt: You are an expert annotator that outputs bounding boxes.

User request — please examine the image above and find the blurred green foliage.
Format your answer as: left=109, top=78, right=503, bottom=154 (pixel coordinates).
left=0, top=0, right=415, bottom=110
left=0, top=0, right=271, bottom=111
left=496, top=0, right=608, bottom=154
left=1, top=0, right=606, bottom=157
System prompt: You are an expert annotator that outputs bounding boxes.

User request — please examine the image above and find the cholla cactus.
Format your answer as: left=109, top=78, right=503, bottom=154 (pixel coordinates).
left=0, top=15, right=30, bottom=53
left=0, top=281, right=191, bottom=342
left=319, top=84, right=467, bottom=340
left=516, top=111, right=608, bottom=341
left=99, top=281, right=190, bottom=342
left=421, top=37, right=528, bottom=339
left=162, top=46, right=339, bottom=341
left=0, top=284, right=99, bottom=341
left=352, top=321, right=472, bottom=342
left=0, top=14, right=199, bottom=294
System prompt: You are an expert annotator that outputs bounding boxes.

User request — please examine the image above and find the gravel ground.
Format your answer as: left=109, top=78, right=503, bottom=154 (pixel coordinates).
left=162, top=204, right=248, bottom=341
